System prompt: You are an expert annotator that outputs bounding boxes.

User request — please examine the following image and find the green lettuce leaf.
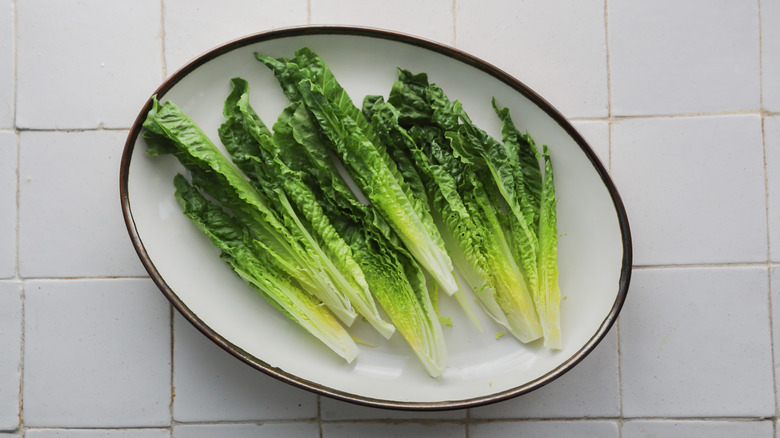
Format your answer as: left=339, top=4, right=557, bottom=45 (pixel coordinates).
left=387, top=71, right=544, bottom=343
left=537, top=145, right=561, bottom=348
left=218, top=78, right=395, bottom=339
left=173, top=174, right=359, bottom=362
left=142, top=97, right=359, bottom=326
left=256, top=49, right=459, bottom=296
left=273, top=105, right=448, bottom=376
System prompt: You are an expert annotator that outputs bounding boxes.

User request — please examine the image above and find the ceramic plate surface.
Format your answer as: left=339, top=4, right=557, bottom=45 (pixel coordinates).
left=121, top=26, right=631, bottom=410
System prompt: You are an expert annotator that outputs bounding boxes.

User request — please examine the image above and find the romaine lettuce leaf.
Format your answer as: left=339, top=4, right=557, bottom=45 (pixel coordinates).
left=218, top=78, right=395, bottom=339
left=386, top=70, right=545, bottom=343
left=537, top=145, right=561, bottom=348
left=173, top=173, right=359, bottom=362
left=255, top=49, right=459, bottom=297
left=143, top=97, right=360, bottom=326
left=273, top=105, right=448, bottom=376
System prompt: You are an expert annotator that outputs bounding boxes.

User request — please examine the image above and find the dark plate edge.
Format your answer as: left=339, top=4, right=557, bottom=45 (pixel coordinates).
left=119, top=24, right=632, bottom=411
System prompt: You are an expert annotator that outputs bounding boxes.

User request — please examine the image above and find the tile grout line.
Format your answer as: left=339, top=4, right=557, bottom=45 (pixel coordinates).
left=318, top=416, right=773, bottom=425
left=14, top=134, right=23, bottom=435
left=159, top=1, right=173, bottom=433
left=11, top=0, right=17, bottom=136
left=169, top=304, right=175, bottom=433
left=452, top=0, right=458, bottom=48
left=10, top=127, right=131, bottom=133
left=11, top=0, right=25, bottom=434
left=160, top=0, right=167, bottom=80
left=15, top=415, right=776, bottom=431
left=603, top=0, right=613, bottom=173
left=756, top=13, right=776, bottom=426
left=317, top=395, right=322, bottom=438
left=10, top=263, right=780, bottom=283
left=758, top=3, right=778, bottom=424
left=604, top=2, right=623, bottom=436
left=9, top=109, right=780, bottom=135
left=465, top=390, right=471, bottom=436
left=759, top=0, right=765, bottom=112
left=762, top=117, right=779, bottom=427
left=633, top=262, right=775, bottom=270
left=604, top=0, right=613, bottom=122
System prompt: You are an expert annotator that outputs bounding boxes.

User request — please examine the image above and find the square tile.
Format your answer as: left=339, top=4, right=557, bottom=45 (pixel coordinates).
left=767, top=116, right=780, bottom=262
left=172, top=313, right=317, bottom=422
left=619, top=267, right=774, bottom=417
left=458, top=0, right=608, bottom=119
left=23, top=279, right=171, bottom=427
left=26, top=430, right=170, bottom=438
left=623, top=420, right=773, bottom=438
left=469, top=420, right=618, bottom=438
left=16, top=0, right=162, bottom=129
left=163, top=0, right=308, bottom=73
left=18, top=130, right=147, bottom=278
left=0, top=1, right=13, bottom=128
left=609, top=0, right=760, bottom=115
left=762, top=0, right=780, bottom=111
left=321, top=397, right=465, bottom=420
left=611, top=115, right=766, bottom=265
left=173, top=423, right=318, bottom=438
left=469, top=330, right=618, bottom=419
left=571, top=120, right=610, bottom=169
left=311, top=0, right=454, bottom=46
left=0, top=282, right=21, bottom=431
left=0, top=132, right=15, bottom=279
left=322, top=422, right=465, bottom=438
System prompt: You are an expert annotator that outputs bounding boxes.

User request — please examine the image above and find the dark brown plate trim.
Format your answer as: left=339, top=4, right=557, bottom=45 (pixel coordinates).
left=120, top=25, right=632, bottom=411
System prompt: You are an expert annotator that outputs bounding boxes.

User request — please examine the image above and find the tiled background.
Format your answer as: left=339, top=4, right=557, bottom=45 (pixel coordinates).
left=1, top=0, right=777, bottom=437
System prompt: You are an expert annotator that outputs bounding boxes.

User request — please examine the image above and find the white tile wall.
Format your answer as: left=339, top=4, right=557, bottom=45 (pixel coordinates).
left=468, top=420, right=618, bottom=438
left=22, top=279, right=171, bottom=427
left=458, top=0, right=608, bottom=119
left=173, top=423, right=319, bottom=438
left=622, top=420, right=774, bottom=438
left=772, top=265, right=780, bottom=403
left=4, top=0, right=777, bottom=436
left=15, top=0, right=163, bottom=129
left=0, top=1, right=13, bottom=129
left=620, top=267, right=774, bottom=417
left=164, top=0, right=308, bottom=73
left=0, top=282, right=21, bottom=431
left=611, top=115, right=766, bottom=266
left=311, top=0, right=454, bottom=46
left=172, top=314, right=317, bottom=422
left=609, top=0, right=761, bottom=116
left=0, top=132, right=15, bottom=279
left=18, top=130, right=147, bottom=278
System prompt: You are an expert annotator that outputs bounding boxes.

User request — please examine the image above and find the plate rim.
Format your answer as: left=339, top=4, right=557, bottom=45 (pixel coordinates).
left=119, top=24, right=632, bottom=411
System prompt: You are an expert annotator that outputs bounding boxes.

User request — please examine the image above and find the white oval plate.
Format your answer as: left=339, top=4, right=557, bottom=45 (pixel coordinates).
left=121, top=26, right=631, bottom=410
